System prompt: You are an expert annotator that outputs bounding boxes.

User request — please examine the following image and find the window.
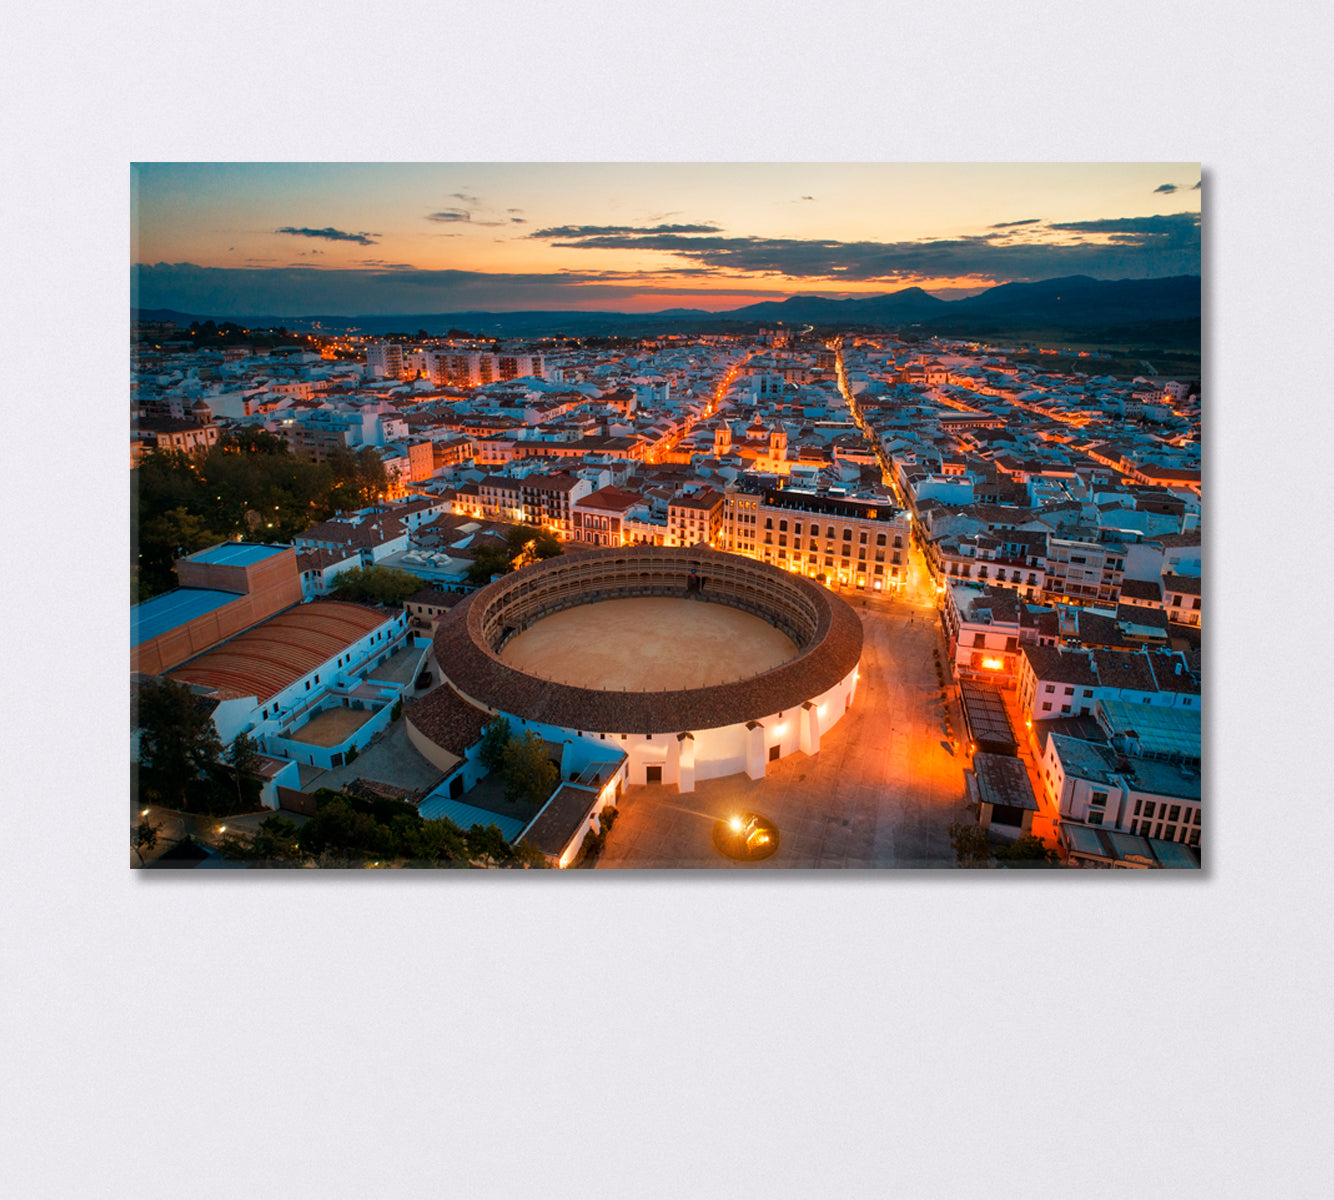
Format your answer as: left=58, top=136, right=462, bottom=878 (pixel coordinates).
left=1041, top=702, right=1052, bottom=712
left=973, top=633, right=987, bottom=648
left=859, top=531, right=868, bottom=544
left=1061, top=704, right=1070, bottom=713
left=1143, top=802, right=1156, bottom=819
left=1168, top=805, right=1181, bottom=823
left=1133, top=800, right=1142, bottom=816
left=876, top=533, right=886, bottom=546
left=1083, top=689, right=1093, bottom=698
left=1064, top=686, right=1074, bottom=695
left=1044, top=684, right=1055, bottom=693
left=1090, top=791, right=1108, bottom=807
left=843, top=529, right=852, bottom=541
left=1088, top=811, right=1104, bottom=825
left=779, top=520, right=787, bottom=532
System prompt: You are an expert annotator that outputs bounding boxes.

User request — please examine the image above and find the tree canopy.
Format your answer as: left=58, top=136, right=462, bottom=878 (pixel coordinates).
left=133, top=433, right=390, bottom=600
left=500, top=731, right=560, bottom=806
left=994, top=834, right=1061, bottom=868
left=479, top=716, right=512, bottom=772
left=465, top=525, right=563, bottom=585
left=251, top=788, right=549, bottom=868
left=330, top=565, right=424, bottom=607
left=135, top=678, right=224, bottom=810
left=947, top=821, right=994, bottom=869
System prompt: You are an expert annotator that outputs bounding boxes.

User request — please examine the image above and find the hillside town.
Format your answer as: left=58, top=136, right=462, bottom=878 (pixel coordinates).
left=131, top=320, right=1202, bottom=868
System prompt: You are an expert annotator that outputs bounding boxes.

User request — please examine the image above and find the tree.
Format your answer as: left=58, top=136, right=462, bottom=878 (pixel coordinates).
left=947, top=821, right=993, bottom=869
left=479, top=716, right=511, bottom=772
left=500, top=731, right=559, bottom=805
left=135, top=678, right=224, bottom=810
left=995, top=834, right=1061, bottom=868
left=133, top=820, right=160, bottom=859
left=464, top=823, right=512, bottom=867
left=466, top=545, right=515, bottom=585
left=330, top=565, right=423, bottom=607
left=531, top=529, right=563, bottom=560
left=227, top=732, right=261, bottom=808
left=249, top=814, right=301, bottom=864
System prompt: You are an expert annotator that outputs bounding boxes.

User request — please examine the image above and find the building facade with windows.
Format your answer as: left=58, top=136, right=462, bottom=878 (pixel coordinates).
left=1017, top=644, right=1201, bottom=724
left=721, top=487, right=912, bottom=593
left=1038, top=733, right=1201, bottom=848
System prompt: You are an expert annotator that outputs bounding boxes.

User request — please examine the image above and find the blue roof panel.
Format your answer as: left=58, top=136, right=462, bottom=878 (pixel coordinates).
left=188, top=543, right=289, bottom=567
left=416, top=796, right=527, bottom=843
left=132, top=589, right=242, bottom=646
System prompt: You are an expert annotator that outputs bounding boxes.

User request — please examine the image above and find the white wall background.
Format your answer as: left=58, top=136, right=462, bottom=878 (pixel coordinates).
left=4, top=2, right=1332, bottom=1198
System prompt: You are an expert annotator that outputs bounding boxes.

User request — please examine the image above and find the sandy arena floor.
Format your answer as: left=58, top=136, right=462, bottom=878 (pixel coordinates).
left=288, top=704, right=379, bottom=747
left=499, top=597, right=797, bottom=691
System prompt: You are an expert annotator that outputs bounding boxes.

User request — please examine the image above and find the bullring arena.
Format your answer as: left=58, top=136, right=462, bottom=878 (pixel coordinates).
left=411, top=547, right=864, bottom=792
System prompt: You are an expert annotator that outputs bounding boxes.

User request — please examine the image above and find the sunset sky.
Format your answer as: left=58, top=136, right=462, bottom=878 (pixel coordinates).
left=132, top=163, right=1202, bottom=316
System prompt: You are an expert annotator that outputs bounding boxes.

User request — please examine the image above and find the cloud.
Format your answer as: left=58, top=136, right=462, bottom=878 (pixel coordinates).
left=1154, top=183, right=1180, bottom=194
left=1046, top=212, right=1200, bottom=240
left=990, top=218, right=1041, bottom=228
left=450, top=192, right=479, bottom=205
left=427, top=208, right=514, bottom=228
left=510, top=217, right=527, bottom=224
left=797, top=195, right=815, bottom=202
left=529, top=212, right=1201, bottom=284
left=276, top=226, right=378, bottom=246
left=135, top=213, right=1201, bottom=316
left=1192, top=179, right=1203, bottom=190
left=530, top=222, right=722, bottom=239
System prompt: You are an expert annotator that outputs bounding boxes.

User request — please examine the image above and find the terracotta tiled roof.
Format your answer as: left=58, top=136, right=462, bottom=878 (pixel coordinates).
left=167, top=600, right=390, bottom=702
left=431, top=547, right=862, bottom=735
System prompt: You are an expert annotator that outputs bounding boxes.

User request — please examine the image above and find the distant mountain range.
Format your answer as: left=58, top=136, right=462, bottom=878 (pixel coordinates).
left=134, top=274, right=1201, bottom=343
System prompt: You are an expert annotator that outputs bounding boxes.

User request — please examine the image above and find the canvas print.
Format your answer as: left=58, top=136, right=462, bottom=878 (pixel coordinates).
left=130, top=163, right=1202, bottom=870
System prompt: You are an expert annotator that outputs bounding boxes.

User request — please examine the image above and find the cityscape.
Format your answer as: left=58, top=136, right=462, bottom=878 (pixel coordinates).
left=130, top=163, right=1202, bottom=869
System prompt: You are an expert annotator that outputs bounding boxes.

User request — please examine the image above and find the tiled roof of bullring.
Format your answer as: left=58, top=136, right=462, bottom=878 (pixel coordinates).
left=167, top=601, right=390, bottom=703
left=430, top=547, right=863, bottom=736
left=404, top=684, right=492, bottom=758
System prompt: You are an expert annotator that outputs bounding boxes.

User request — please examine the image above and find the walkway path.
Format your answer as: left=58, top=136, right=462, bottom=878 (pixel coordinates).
left=597, top=592, right=970, bottom=869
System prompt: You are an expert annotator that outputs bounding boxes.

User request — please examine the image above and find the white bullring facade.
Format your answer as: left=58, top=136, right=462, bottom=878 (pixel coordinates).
left=420, top=547, right=864, bottom=792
